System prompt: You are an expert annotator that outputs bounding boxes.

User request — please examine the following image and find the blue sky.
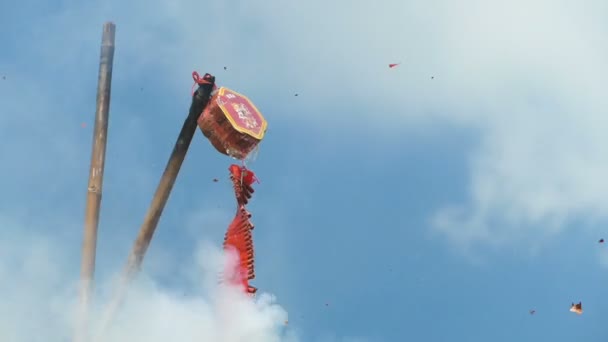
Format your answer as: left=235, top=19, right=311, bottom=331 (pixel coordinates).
left=1, top=0, right=608, bottom=341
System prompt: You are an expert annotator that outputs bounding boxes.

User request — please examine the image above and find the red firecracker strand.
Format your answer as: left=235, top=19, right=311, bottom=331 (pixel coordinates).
left=221, top=164, right=259, bottom=295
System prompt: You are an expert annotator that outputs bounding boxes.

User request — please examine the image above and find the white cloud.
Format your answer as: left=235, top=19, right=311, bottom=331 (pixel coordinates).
left=424, top=1, right=608, bottom=251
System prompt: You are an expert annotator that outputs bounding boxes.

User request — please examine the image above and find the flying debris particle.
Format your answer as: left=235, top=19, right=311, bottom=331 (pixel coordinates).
left=570, top=302, right=583, bottom=315
left=389, top=63, right=400, bottom=68
left=81, top=123, right=87, bottom=128
left=529, top=309, right=535, bottom=315
left=431, top=76, right=434, bottom=79
left=224, top=66, right=227, bottom=70
left=599, top=238, right=604, bottom=243
left=1, top=76, right=5, bottom=80
left=213, top=178, right=219, bottom=182
left=294, top=93, right=299, bottom=96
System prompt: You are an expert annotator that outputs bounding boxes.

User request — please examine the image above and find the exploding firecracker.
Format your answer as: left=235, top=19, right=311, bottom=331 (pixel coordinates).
left=221, top=164, right=259, bottom=295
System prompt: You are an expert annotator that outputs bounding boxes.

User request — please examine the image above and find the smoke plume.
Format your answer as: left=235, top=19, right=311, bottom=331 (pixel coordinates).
left=0, top=225, right=295, bottom=342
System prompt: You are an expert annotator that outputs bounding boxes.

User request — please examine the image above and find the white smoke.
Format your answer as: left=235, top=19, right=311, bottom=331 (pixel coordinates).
left=0, top=223, right=295, bottom=342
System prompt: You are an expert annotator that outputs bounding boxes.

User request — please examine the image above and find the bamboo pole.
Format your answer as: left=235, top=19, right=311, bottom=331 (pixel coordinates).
left=93, top=74, right=216, bottom=340
left=74, top=22, right=116, bottom=342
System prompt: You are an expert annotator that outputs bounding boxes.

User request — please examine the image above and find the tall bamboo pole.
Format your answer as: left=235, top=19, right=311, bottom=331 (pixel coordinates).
left=74, top=21, right=116, bottom=342
left=93, top=74, right=216, bottom=341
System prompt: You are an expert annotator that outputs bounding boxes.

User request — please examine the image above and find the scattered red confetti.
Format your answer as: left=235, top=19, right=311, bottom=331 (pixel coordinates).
left=81, top=123, right=87, bottom=128
left=389, top=63, right=400, bottom=68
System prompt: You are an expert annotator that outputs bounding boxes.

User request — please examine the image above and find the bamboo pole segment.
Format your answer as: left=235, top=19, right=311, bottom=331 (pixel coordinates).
left=74, top=21, right=116, bottom=342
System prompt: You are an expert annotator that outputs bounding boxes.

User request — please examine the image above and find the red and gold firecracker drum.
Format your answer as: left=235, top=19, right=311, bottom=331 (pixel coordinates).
left=198, top=87, right=267, bottom=160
